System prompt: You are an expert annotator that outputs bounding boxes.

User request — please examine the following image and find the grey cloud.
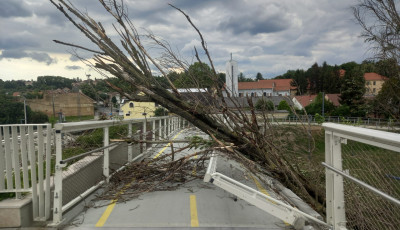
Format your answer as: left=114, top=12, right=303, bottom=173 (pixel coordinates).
left=0, top=37, right=39, bottom=50
left=0, top=50, right=56, bottom=65
left=69, top=55, right=80, bottom=62
left=218, top=4, right=290, bottom=35
left=0, top=0, right=32, bottom=18
left=65, top=65, right=82, bottom=70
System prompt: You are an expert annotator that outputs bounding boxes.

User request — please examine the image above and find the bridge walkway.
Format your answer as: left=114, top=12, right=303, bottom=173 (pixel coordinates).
left=63, top=128, right=288, bottom=229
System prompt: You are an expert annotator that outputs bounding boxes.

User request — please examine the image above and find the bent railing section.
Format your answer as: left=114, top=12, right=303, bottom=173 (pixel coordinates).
left=204, top=153, right=330, bottom=230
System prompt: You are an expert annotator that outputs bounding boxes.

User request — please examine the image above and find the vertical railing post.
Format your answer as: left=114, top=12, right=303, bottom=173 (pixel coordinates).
left=325, top=130, right=347, bottom=229
left=128, top=123, right=133, bottom=162
left=103, top=127, right=110, bottom=182
left=158, top=119, right=161, bottom=140
left=168, top=117, right=171, bottom=136
left=143, top=120, right=147, bottom=151
left=152, top=119, right=156, bottom=148
left=52, top=128, right=63, bottom=224
left=163, top=118, right=167, bottom=139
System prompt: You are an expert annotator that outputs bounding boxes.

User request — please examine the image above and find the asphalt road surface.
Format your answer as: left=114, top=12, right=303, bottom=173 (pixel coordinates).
left=63, top=128, right=289, bottom=229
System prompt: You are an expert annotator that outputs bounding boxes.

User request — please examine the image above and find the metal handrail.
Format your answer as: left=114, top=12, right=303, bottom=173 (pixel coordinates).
left=322, top=162, right=400, bottom=206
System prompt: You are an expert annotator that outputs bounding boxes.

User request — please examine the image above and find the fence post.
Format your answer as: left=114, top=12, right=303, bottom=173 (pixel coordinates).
left=128, top=123, right=133, bottom=162
left=143, top=120, right=147, bottom=151
left=152, top=119, right=156, bottom=148
left=103, top=127, right=110, bottom=182
left=325, top=131, right=347, bottom=229
left=168, top=117, right=171, bottom=136
left=158, top=119, right=161, bottom=140
left=52, top=129, right=63, bottom=224
left=163, top=118, right=167, bottom=139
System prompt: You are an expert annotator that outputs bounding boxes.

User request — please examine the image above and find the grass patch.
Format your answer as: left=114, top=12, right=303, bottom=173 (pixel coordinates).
left=65, top=115, right=94, bottom=122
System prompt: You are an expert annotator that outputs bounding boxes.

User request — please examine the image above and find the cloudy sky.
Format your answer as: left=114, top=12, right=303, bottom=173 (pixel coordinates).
left=0, top=0, right=369, bottom=81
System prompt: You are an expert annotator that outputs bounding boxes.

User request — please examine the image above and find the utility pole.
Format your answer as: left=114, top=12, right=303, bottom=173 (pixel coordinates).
left=322, top=91, right=325, bottom=117
left=23, top=97, right=27, bottom=124
left=52, top=91, right=56, bottom=118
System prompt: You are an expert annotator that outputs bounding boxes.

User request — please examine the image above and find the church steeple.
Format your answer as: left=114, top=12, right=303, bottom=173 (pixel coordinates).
left=225, top=54, right=238, bottom=97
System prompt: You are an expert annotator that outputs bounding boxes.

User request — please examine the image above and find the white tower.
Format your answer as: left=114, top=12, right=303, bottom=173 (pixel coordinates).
left=225, top=54, right=238, bottom=97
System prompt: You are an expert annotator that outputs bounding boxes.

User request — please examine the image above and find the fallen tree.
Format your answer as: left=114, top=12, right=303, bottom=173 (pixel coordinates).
left=50, top=0, right=325, bottom=213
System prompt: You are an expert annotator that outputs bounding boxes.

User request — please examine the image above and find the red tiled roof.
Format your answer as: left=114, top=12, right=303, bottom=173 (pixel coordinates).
left=294, top=95, right=317, bottom=108
left=364, top=72, right=388, bottom=81
left=325, top=94, right=340, bottom=107
left=238, top=79, right=295, bottom=91
left=339, top=69, right=346, bottom=77
left=12, top=92, right=21, bottom=97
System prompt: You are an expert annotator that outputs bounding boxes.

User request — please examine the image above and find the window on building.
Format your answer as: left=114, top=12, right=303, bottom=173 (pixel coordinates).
left=373, top=88, right=376, bottom=93
left=129, top=102, right=134, bottom=108
left=263, top=92, right=267, bottom=96
left=373, top=81, right=376, bottom=85
left=366, top=81, right=370, bottom=85
left=239, top=93, right=243, bottom=97
left=251, top=92, right=254, bottom=97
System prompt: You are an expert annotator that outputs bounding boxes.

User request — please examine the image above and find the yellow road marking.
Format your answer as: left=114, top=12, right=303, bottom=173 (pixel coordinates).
left=192, top=154, right=198, bottom=176
left=95, top=200, right=117, bottom=227
left=190, top=195, right=199, bottom=227
left=153, top=129, right=185, bottom=159
left=251, top=175, right=290, bottom=226
left=250, top=174, right=271, bottom=196
left=96, top=129, right=186, bottom=227
left=95, top=180, right=134, bottom=227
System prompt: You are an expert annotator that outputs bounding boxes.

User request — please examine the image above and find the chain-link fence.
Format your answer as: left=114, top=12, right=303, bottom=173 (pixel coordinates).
left=341, top=140, right=400, bottom=230
left=323, top=123, right=400, bottom=230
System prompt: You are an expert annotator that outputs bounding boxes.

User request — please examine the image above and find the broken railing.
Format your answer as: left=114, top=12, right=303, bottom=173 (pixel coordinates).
left=52, top=116, right=187, bottom=225
left=203, top=153, right=330, bottom=230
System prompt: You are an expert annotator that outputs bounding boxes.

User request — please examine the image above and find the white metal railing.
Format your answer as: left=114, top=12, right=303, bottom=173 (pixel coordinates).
left=51, top=116, right=187, bottom=225
left=323, top=123, right=400, bottom=230
left=273, top=115, right=400, bottom=130
left=204, top=153, right=329, bottom=230
left=0, top=124, right=52, bottom=221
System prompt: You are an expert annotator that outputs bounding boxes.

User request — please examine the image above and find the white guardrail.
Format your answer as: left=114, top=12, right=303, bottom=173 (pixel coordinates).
left=323, top=123, right=400, bottom=230
left=51, top=116, right=186, bottom=225
left=0, top=124, right=52, bottom=221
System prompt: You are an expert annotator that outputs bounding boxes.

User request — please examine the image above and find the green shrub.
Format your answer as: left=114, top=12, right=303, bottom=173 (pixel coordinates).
left=255, top=98, right=274, bottom=111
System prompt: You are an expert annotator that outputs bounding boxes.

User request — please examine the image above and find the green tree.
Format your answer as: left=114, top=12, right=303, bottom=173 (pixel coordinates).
left=305, top=93, right=335, bottom=115
left=238, top=72, right=254, bottom=82
left=339, top=67, right=366, bottom=117
left=80, top=83, right=97, bottom=100
left=174, top=62, right=213, bottom=88
left=306, top=63, right=321, bottom=94
left=373, top=77, right=400, bottom=118
left=154, top=107, right=168, bottom=116
left=255, top=98, right=274, bottom=111
left=277, top=100, right=291, bottom=112
left=0, top=95, right=25, bottom=124
left=256, top=72, right=263, bottom=80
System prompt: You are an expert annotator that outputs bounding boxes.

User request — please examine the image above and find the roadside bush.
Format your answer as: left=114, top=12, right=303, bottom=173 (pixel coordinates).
left=255, top=98, right=274, bottom=111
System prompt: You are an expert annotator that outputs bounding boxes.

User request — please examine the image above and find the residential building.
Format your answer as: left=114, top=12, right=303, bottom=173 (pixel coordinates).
left=120, top=100, right=157, bottom=119
left=26, top=90, right=95, bottom=117
left=223, top=79, right=296, bottom=97
left=292, top=95, right=317, bottom=110
left=292, top=94, right=340, bottom=110
left=364, top=72, right=388, bottom=96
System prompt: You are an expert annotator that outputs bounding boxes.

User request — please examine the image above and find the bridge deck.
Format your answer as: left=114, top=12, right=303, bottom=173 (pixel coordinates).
left=63, top=128, right=288, bottom=229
